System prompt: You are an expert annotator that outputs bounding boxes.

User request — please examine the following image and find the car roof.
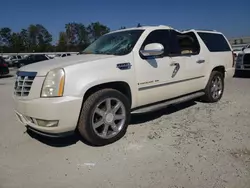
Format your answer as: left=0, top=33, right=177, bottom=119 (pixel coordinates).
left=108, top=25, right=175, bottom=34
left=108, top=25, right=222, bottom=36
left=182, top=29, right=224, bottom=35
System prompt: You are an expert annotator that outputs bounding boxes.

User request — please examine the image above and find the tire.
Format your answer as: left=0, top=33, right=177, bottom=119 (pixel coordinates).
left=78, top=89, right=131, bottom=146
left=202, top=71, right=224, bottom=103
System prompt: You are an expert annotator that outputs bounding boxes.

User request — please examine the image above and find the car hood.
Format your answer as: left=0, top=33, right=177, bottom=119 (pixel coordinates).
left=18, top=54, right=115, bottom=76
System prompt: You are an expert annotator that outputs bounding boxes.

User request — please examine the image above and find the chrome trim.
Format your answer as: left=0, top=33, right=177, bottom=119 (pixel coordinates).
left=138, top=76, right=205, bottom=91
left=14, top=71, right=36, bottom=97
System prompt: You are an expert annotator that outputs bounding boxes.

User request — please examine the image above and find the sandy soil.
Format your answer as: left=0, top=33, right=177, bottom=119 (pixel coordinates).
left=0, top=72, right=249, bottom=188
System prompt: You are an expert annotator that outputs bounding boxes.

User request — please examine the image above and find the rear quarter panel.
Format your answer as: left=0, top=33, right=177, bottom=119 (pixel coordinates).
left=195, top=31, right=234, bottom=83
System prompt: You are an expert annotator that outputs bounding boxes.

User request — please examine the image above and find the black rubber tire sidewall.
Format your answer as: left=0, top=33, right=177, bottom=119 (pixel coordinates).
left=78, top=89, right=131, bottom=146
left=203, top=71, right=224, bottom=103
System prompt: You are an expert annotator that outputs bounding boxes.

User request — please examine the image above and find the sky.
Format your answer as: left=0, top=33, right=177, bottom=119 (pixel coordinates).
left=1, top=0, right=249, bottom=42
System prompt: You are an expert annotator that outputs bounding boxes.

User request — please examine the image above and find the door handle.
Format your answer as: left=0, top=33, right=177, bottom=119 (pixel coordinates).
left=197, top=59, right=205, bottom=64
left=170, top=62, right=179, bottom=66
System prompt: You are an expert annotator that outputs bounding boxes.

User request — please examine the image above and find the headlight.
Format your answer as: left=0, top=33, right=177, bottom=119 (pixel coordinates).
left=41, top=68, right=65, bottom=97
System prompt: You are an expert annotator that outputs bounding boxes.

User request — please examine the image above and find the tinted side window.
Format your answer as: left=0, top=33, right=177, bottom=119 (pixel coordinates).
left=198, top=32, right=231, bottom=52
left=141, top=30, right=171, bottom=56
left=62, top=54, right=66, bottom=57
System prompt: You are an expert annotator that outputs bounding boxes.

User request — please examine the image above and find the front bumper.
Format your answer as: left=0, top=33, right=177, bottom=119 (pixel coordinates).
left=26, top=125, right=74, bottom=138
left=14, top=96, right=83, bottom=135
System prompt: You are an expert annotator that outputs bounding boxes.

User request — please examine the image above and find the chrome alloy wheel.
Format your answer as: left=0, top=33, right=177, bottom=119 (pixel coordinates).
left=92, top=98, right=126, bottom=139
left=211, top=76, right=223, bottom=100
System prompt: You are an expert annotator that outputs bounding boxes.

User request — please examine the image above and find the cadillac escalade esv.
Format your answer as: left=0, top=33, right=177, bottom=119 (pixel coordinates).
left=13, top=25, right=235, bottom=146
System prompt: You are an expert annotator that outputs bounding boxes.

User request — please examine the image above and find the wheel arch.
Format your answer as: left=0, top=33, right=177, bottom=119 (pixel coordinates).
left=82, top=81, right=133, bottom=108
left=211, top=66, right=225, bottom=78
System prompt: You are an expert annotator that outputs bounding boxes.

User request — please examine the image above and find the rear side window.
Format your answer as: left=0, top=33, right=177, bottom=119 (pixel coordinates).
left=198, top=32, right=231, bottom=52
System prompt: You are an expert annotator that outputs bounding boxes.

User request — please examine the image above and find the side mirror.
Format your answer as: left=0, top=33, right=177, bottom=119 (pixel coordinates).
left=140, top=43, right=164, bottom=57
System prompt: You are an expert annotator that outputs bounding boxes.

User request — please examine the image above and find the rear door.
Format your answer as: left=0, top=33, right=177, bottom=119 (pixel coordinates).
left=168, top=30, right=207, bottom=91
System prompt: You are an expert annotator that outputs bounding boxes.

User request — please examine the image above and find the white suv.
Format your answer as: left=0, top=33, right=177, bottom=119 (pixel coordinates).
left=13, top=25, right=234, bottom=146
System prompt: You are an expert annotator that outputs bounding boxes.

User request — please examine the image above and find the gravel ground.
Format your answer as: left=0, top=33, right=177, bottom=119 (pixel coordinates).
left=0, top=71, right=250, bottom=188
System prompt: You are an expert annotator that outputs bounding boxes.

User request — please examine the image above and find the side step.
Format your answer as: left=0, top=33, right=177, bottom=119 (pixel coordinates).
left=131, top=91, right=205, bottom=114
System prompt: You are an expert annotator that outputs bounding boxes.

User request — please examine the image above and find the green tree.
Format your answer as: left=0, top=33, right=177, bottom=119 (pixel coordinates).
left=65, top=22, right=90, bottom=51
left=57, top=32, right=68, bottom=52
left=65, top=23, right=77, bottom=46
left=20, top=29, right=29, bottom=52
left=10, top=32, right=25, bottom=52
left=0, top=27, right=12, bottom=46
left=36, top=24, right=52, bottom=52
left=0, top=27, right=12, bottom=52
left=27, top=24, right=52, bottom=52
left=87, top=22, right=110, bottom=42
left=28, top=24, right=39, bottom=50
left=77, top=23, right=89, bottom=50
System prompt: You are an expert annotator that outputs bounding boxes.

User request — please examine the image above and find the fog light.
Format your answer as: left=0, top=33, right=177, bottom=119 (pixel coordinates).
left=36, top=119, right=59, bottom=127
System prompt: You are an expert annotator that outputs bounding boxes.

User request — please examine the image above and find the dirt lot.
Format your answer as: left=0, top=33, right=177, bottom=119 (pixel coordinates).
left=0, top=71, right=250, bottom=188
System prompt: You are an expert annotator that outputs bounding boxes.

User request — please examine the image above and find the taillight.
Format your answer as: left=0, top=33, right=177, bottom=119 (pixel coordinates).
left=232, top=52, right=236, bottom=67
left=3, top=63, right=7, bottom=67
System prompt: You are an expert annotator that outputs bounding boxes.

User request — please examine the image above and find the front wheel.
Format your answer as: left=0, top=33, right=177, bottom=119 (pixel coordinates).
left=78, top=89, right=131, bottom=146
left=202, top=71, right=224, bottom=103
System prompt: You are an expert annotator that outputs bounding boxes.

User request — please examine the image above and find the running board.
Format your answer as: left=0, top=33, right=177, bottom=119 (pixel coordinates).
left=131, top=91, right=205, bottom=114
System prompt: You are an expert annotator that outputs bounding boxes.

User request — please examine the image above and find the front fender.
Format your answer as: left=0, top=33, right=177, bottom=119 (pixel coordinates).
left=63, top=62, right=138, bottom=108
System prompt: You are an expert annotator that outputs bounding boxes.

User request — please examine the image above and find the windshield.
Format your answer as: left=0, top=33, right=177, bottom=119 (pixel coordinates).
left=55, top=54, right=61, bottom=57
left=82, top=30, right=144, bottom=55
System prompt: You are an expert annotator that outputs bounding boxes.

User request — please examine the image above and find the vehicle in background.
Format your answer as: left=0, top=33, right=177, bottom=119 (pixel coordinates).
left=14, top=54, right=52, bottom=68
left=235, top=50, right=250, bottom=75
left=54, top=53, right=71, bottom=59
left=242, top=44, right=250, bottom=53
left=13, top=25, right=234, bottom=146
left=4, top=55, right=23, bottom=67
left=0, top=56, right=9, bottom=77
left=47, top=54, right=55, bottom=58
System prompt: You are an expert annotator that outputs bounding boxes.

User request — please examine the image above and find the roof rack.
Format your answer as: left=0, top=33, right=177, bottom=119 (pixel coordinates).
left=197, top=29, right=217, bottom=31
left=158, top=25, right=173, bottom=29
left=182, top=29, right=217, bottom=32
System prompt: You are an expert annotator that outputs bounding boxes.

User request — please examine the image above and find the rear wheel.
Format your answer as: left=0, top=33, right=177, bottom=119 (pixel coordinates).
left=202, top=71, right=224, bottom=103
left=78, top=89, right=131, bottom=146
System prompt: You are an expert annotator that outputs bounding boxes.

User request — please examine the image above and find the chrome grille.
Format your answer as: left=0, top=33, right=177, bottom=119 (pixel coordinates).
left=14, top=71, right=37, bottom=97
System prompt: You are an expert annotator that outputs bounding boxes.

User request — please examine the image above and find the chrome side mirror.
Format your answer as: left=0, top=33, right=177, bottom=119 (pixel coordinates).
left=140, top=43, right=164, bottom=57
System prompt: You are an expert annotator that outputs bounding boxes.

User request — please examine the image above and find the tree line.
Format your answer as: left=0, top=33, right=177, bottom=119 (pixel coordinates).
left=0, top=22, right=142, bottom=53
